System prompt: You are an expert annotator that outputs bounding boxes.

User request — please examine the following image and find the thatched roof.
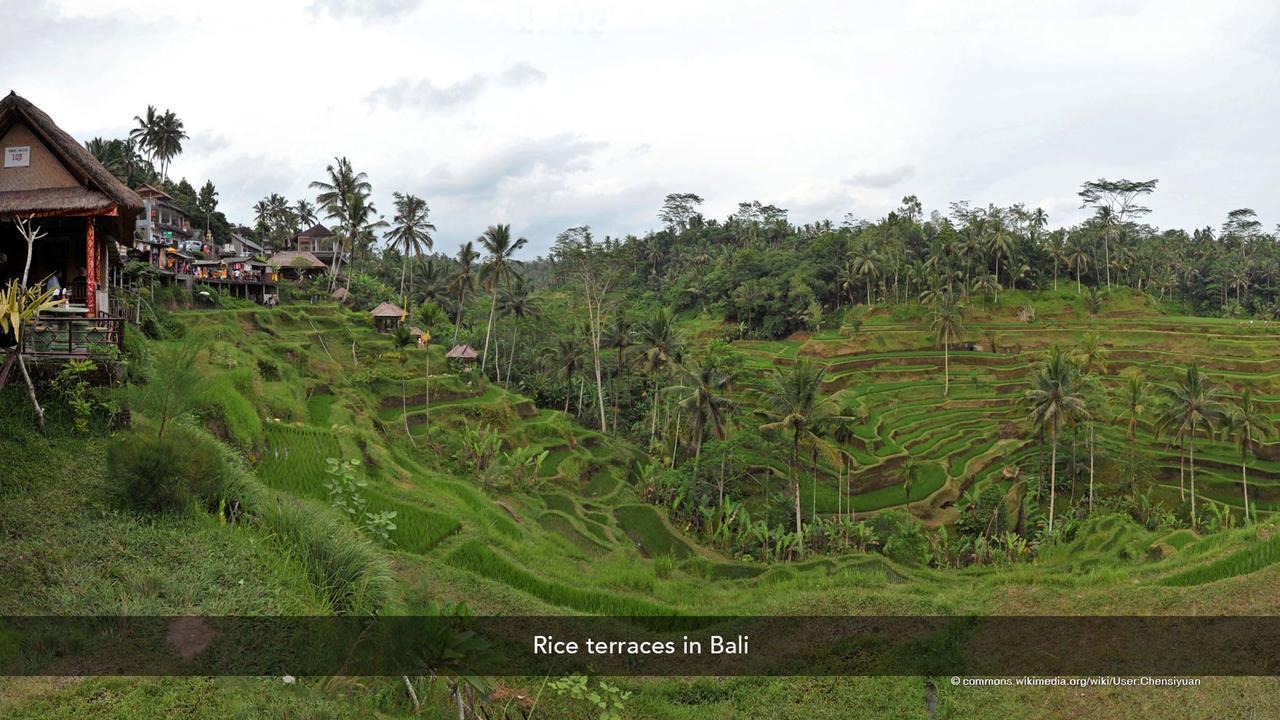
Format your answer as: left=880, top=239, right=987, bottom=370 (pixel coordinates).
left=370, top=301, right=406, bottom=318
left=298, top=223, right=334, bottom=239
left=331, top=287, right=349, bottom=300
left=0, top=92, right=143, bottom=217
left=266, top=250, right=325, bottom=269
left=446, top=344, right=479, bottom=359
left=408, top=326, right=425, bottom=337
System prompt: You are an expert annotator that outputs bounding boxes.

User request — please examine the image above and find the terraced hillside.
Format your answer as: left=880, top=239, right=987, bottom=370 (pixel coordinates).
left=12, top=299, right=1280, bottom=717
left=690, top=290, right=1280, bottom=526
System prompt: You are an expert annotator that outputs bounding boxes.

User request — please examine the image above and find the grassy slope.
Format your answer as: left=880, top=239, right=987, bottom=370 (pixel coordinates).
left=6, top=296, right=1280, bottom=717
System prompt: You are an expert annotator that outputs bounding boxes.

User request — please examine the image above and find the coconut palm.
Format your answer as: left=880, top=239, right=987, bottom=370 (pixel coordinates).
left=669, top=360, right=736, bottom=466
left=930, top=296, right=965, bottom=397
left=130, top=105, right=159, bottom=164
left=477, top=225, right=528, bottom=375
left=542, top=338, right=586, bottom=413
left=637, top=308, right=681, bottom=444
left=449, top=242, right=479, bottom=344
left=310, top=157, right=372, bottom=283
left=386, top=193, right=436, bottom=307
left=1076, top=332, right=1108, bottom=375
left=498, top=277, right=538, bottom=388
left=1155, top=364, right=1227, bottom=527
left=759, top=359, right=848, bottom=552
left=603, top=315, right=635, bottom=434
left=1066, top=239, right=1091, bottom=293
left=1117, top=370, right=1151, bottom=443
left=1024, top=346, right=1088, bottom=536
left=295, top=199, right=318, bottom=231
left=1227, top=387, right=1271, bottom=523
left=150, top=109, right=188, bottom=182
left=848, top=243, right=881, bottom=305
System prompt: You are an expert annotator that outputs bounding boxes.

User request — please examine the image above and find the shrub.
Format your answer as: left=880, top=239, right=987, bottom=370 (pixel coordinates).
left=108, top=432, right=192, bottom=513
left=106, top=425, right=242, bottom=514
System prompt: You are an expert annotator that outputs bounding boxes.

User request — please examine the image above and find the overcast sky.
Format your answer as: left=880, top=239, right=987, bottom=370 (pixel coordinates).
left=6, top=0, right=1280, bottom=256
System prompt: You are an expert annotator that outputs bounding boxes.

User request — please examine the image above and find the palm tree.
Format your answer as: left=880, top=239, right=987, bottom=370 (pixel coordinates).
left=930, top=296, right=965, bottom=397
left=1025, top=346, right=1088, bottom=536
left=477, top=224, right=528, bottom=375
left=295, top=200, right=318, bottom=232
left=386, top=193, right=436, bottom=307
left=848, top=244, right=881, bottom=305
left=498, top=277, right=538, bottom=388
left=1228, top=387, right=1271, bottom=524
left=637, top=308, right=681, bottom=444
left=1118, top=370, right=1151, bottom=442
left=1066, top=239, right=1091, bottom=293
left=542, top=338, right=585, bottom=413
left=130, top=105, right=158, bottom=165
left=1155, top=364, right=1227, bottom=527
left=901, top=460, right=921, bottom=505
left=343, top=193, right=387, bottom=286
left=449, top=242, right=479, bottom=343
left=760, top=359, right=848, bottom=552
left=1076, top=332, right=1108, bottom=375
left=984, top=217, right=1014, bottom=299
left=603, top=316, right=635, bottom=434
left=669, top=360, right=735, bottom=467
left=150, top=109, right=188, bottom=182
left=310, top=157, right=372, bottom=284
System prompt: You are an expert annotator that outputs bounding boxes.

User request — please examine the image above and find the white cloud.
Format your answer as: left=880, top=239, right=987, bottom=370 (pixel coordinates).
left=8, top=0, right=1280, bottom=256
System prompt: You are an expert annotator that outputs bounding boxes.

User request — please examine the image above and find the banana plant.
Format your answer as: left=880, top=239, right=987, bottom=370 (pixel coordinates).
left=1, top=279, right=65, bottom=430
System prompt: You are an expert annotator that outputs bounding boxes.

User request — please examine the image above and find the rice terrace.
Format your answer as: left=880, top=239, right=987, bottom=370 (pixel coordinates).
left=5, top=3, right=1280, bottom=718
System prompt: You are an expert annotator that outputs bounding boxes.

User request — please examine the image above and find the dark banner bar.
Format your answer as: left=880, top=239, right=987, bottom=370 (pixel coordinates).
left=3, top=616, right=1279, bottom=676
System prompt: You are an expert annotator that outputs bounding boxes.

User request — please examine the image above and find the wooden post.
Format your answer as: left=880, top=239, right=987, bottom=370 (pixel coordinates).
left=85, top=218, right=97, bottom=316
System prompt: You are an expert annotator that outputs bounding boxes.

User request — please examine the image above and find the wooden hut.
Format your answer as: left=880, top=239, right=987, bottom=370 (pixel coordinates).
left=0, top=91, right=141, bottom=359
left=445, top=344, right=479, bottom=363
left=266, top=250, right=326, bottom=279
left=0, top=91, right=142, bottom=321
left=370, top=301, right=406, bottom=332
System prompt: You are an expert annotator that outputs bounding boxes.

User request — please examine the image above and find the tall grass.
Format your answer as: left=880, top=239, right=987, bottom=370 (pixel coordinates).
left=252, top=490, right=395, bottom=614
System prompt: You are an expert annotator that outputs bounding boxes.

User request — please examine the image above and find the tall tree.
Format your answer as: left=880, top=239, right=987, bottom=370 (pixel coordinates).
left=929, top=296, right=965, bottom=397
left=196, top=181, right=218, bottom=238
left=1227, top=387, right=1271, bottom=524
left=310, top=157, right=372, bottom=285
left=1155, top=364, right=1227, bottom=527
left=760, top=359, right=847, bottom=553
left=449, top=242, right=479, bottom=343
left=637, top=308, right=680, bottom=444
left=550, top=226, right=616, bottom=432
left=477, top=224, right=527, bottom=375
left=1025, top=346, right=1088, bottom=536
left=669, top=360, right=735, bottom=467
left=1078, top=178, right=1158, bottom=290
left=386, top=193, right=436, bottom=307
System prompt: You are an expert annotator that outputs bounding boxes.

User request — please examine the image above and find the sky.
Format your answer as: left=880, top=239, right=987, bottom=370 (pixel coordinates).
left=5, top=0, right=1280, bottom=257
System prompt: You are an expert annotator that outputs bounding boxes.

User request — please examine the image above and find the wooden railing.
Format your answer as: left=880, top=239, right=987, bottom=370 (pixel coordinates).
left=20, top=314, right=125, bottom=358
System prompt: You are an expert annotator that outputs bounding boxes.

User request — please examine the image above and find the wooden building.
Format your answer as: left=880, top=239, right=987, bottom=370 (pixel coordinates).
left=370, top=301, right=406, bottom=332
left=0, top=91, right=141, bottom=357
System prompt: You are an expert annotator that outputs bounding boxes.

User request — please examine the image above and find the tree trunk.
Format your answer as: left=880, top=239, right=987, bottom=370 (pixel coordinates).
left=1088, top=423, right=1095, bottom=514
left=792, top=437, right=803, bottom=553
left=1047, top=428, right=1057, bottom=536
left=481, top=289, right=497, bottom=373
left=1189, top=423, right=1197, bottom=526
left=452, top=290, right=466, bottom=344
left=943, top=343, right=950, bottom=397
left=1242, top=452, right=1251, bottom=524
left=505, top=321, right=519, bottom=389
left=14, top=352, right=43, bottom=430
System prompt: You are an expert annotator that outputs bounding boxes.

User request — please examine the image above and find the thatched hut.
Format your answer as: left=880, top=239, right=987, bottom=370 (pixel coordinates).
left=331, top=286, right=349, bottom=302
left=445, top=344, right=479, bottom=364
left=0, top=91, right=143, bottom=322
left=370, top=301, right=406, bottom=332
left=266, top=250, right=326, bottom=279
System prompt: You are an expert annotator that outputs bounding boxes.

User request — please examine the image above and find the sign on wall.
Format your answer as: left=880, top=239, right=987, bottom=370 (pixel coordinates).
left=4, top=146, right=31, bottom=168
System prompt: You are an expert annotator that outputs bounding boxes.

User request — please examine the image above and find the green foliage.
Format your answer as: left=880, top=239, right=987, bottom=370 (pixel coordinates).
left=550, top=675, right=633, bottom=720
left=106, top=425, right=240, bottom=515
left=51, top=359, right=113, bottom=432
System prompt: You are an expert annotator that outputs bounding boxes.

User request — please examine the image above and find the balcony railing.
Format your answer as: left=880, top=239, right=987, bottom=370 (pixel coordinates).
left=20, top=313, right=125, bottom=358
